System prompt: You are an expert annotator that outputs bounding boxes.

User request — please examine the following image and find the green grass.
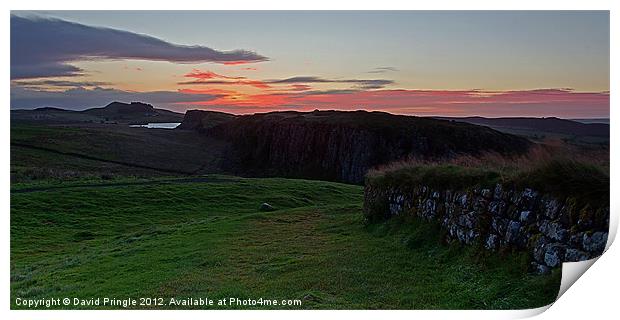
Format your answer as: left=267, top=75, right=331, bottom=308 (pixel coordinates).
left=512, top=160, right=609, bottom=207
left=11, top=124, right=229, bottom=178
left=368, top=158, right=609, bottom=207
left=11, top=175, right=559, bottom=309
left=11, top=144, right=168, bottom=183
left=367, top=164, right=502, bottom=190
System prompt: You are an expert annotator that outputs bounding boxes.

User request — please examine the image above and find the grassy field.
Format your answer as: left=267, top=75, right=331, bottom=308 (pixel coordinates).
left=11, top=175, right=560, bottom=309
left=11, top=124, right=229, bottom=181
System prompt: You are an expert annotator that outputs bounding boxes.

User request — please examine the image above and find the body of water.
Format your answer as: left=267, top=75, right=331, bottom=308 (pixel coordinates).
left=129, top=122, right=181, bottom=129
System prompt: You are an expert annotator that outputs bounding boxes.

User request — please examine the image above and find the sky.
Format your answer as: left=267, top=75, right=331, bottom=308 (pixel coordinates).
left=10, top=11, right=610, bottom=118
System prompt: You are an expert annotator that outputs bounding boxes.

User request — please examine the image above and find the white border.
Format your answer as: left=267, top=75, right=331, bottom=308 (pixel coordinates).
left=2, top=1, right=616, bottom=319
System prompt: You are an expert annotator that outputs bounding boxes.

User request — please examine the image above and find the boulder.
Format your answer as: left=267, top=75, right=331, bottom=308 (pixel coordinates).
left=544, top=244, right=566, bottom=268
left=505, top=221, right=522, bottom=244
left=582, top=232, right=607, bottom=254
left=259, top=203, right=275, bottom=212
left=564, top=248, right=589, bottom=262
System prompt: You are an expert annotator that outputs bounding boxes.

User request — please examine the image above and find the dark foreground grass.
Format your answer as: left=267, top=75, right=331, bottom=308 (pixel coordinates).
left=11, top=175, right=559, bottom=309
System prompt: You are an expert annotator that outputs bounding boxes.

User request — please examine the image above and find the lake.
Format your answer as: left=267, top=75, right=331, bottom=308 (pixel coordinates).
left=129, top=122, right=181, bottom=129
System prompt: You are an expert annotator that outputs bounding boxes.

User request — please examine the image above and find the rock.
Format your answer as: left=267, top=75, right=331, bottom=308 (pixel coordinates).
left=488, top=200, right=505, bottom=216
left=538, top=220, right=568, bottom=242
left=444, top=203, right=456, bottom=217
left=532, top=236, right=549, bottom=263
left=485, top=234, right=499, bottom=250
left=302, top=293, right=322, bottom=303
left=505, top=221, right=521, bottom=244
left=421, top=199, right=437, bottom=218
left=457, top=212, right=478, bottom=228
left=542, top=199, right=560, bottom=220
left=456, top=227, right=477, bottom=244
left=474, top=196, right=488, bottom=211
left=259, top=203, right=275, bottom=212
left=544, top=244, right=566, bottom=268
left=389, top=193, right=405, bottom=216
left=564, top=248, right=589, bottom=262
left=522, top=188, right=538, bottom=199
left=481, top=188, right=492, bottom=199
left=531, top=262, right=551, bottom=275
left=515, top=188, right=539, bottom=210
left=458, top=193, right=468, bottom=207
left=570, top=232, right=585, bottom=249
left=519, top=210, right=533, bottom=223
left=493, top=184, right=503, bottom=200
left=491, top=217, right=508, bottom=234
left=505, top=205, right=519, bottom=221
left=582, top=232, right=607, bottom=254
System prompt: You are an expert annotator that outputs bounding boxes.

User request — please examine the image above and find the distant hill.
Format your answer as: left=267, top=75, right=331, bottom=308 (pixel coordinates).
left=571, top=118, right=609, bottom=125
left=436, top=116, right=609, bottom=140
left=181, top=109, right=531, bottom=183
left=11, top=102, right=184, bottom=124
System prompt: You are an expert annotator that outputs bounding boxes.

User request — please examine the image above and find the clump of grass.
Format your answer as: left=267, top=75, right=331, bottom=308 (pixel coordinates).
left=72, top=231, right=96, bottom=242
left=367, top=164, right=502, bottom=190
left=367, top=144, right=609, bottom=209
left=512, top=159, right=609, bottom=206
left=369, top=143, right=607, bottom=181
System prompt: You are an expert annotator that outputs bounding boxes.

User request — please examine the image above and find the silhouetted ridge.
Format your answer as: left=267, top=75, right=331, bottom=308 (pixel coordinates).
left=11, top=101, right=184, bottom=124
left=438, top=116, right=609, bottom=137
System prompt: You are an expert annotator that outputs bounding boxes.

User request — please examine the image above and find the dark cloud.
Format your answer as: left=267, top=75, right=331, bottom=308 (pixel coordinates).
left=10, top=15, right=268, bottom=79
left=352, top=80, right=394, bottom=89
left=10, top=86, right=220, bottom=110
left=367, top=67, right=399, bottom=74
left=265, top=76, right=394, bottom=89
left=267, top=76, right=332, bottom=84
left=13, top=79, right=112, bottom=88
left=179, top=75, right=392, bottom=90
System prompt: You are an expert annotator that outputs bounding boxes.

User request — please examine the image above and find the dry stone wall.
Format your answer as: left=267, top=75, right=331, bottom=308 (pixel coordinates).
left=364, top=183, right=609, bottom=274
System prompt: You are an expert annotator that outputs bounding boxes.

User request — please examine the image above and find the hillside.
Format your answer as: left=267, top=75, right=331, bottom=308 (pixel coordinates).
left=183, top=110, right=532, bottom=184
left=437, top=116, right=609, bottom=142
left=11, top=175, right=559, bottom=309
left=11, top=102, right=184, bottom=124
left=11, top=124, right=229, bottom=182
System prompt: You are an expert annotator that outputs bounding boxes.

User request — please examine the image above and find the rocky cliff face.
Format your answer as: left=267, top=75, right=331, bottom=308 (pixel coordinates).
left=189, top=110, right=531, bottom=184
left=364, top=182, right=609, bottom=274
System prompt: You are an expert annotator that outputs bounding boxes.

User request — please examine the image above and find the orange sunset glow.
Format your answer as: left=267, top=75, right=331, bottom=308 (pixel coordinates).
left=10, top=11, right=609, bottom=118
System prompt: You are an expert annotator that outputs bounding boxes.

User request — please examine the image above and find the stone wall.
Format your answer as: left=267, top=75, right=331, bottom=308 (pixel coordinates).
left=364, top=183, right=609, bottom=274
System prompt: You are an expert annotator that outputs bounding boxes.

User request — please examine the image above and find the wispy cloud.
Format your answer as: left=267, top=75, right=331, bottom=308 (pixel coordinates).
left=184, top=69, right=246, bottom=80
left=180, top=88, right=610, bottom=118
left=179, top=80, right=271, bottom=89
left=366, top=67, right=399, bottom=74
left=12, top=79, right=112, bottom=88
left=10, top=15, right=268, bottom=79
left=179, top=73, right=394, bottom=90
left=265, top=76, right=394, bottom=89
left=178, top=69, right=271, bottom=89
